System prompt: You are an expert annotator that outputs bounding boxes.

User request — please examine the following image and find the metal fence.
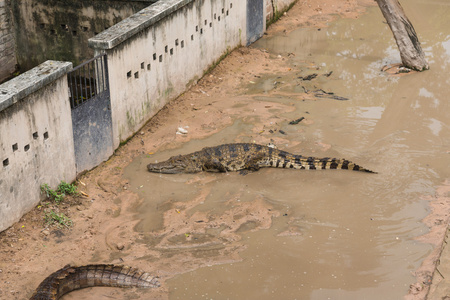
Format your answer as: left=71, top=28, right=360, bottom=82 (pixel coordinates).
left=68, top=54, right=109, bottom=109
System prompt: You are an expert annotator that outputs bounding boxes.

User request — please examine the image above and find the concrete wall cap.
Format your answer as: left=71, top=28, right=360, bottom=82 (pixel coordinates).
left=88, top=0, right=193, bottom=50
left=0, top=61, right=72, bottom=113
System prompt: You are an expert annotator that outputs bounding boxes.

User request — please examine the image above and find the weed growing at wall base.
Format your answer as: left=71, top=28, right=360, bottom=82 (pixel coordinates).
left=44, top=210, right=73, bottom=228
left=40, top=181, right=78, bottom=229
left=40, top=181, right=78, bottom=204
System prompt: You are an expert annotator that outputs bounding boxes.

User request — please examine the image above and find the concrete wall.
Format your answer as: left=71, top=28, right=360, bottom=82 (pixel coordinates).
left=11, top=0, right=154, bottom=73
left=0, top=61, right=75, bottom=232
left=0, top=0, right=17, bottom=83
left=89, top=0, right=248, bottom=147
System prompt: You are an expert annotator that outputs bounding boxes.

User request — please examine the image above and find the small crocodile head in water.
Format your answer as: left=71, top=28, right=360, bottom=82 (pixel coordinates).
left=147, top=155, right=200, bottom=174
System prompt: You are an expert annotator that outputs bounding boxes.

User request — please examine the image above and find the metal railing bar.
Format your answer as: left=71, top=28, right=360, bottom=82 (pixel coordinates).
left=87, top=63, right=91, bottom=98
left=99, top=56, right=105, bottom=92
left=104, top=55, right=110, bottom=92
left=90, top=64, right=94, bottom=98
left=74, top=71, right=79, bottom=107
left=78, top=67, right=84, bottom=104
left=68, top=73, right=74, bottom=108
left=83, top=64, right=88, bottom=102
left=94, top=58, right=99, bottom=95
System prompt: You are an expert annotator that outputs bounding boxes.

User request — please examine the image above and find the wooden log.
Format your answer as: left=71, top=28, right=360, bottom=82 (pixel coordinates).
left=376, top=0, right=429, bottom=71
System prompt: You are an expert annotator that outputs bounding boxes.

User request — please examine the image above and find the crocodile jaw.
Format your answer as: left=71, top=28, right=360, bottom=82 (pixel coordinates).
left=147, top=163, right=186, bottom=174
left=147, top=156, right=192, bottom=174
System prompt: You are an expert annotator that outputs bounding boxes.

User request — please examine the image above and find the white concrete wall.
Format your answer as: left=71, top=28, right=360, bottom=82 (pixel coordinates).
left=0, top=61, right=76, bottom=231
left=90, top=0, right=247, bottom=147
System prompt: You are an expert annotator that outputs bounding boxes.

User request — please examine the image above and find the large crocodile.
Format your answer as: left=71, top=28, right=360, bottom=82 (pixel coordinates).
left=147, top=143, right=376, bottom=174
left=30, top=264, right=159, bottom=300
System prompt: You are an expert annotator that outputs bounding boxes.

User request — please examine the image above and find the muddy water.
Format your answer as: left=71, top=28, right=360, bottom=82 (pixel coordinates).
left=124, top=3, right=450, bottom=300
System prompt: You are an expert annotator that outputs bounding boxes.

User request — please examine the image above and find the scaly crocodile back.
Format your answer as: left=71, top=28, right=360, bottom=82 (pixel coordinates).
left=30, top=264, right=160, bottom=300
left=147, top=143, right=376, bottom=174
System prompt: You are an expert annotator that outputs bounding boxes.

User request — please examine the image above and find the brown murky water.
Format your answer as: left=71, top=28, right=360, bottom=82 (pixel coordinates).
left=124, top=3, right=450, bottom=299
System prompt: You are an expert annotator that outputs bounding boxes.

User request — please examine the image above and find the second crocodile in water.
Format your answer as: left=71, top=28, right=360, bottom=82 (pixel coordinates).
left=147, top=143, right=376, bottom=174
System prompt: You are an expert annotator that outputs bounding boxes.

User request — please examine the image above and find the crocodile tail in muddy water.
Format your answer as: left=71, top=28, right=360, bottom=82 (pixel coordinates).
left=147, top=143, right=376, bottom=174
left=30, top=264, right=160, bottom=300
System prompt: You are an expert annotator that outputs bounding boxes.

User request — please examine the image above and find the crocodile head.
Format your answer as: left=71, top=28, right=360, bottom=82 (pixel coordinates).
left=147, top=155, right=200, bottom=174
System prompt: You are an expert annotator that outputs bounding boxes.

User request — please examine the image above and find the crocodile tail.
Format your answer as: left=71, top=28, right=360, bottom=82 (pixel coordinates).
left=30, top=264, right=160, bottom=300
left=339, top=160, right=377, bottom=173
left=307, top=157, right=377, bottom=173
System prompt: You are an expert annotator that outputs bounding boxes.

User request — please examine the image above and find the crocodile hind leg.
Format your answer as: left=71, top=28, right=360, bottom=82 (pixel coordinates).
left=238, top=156, right=264, bottom=175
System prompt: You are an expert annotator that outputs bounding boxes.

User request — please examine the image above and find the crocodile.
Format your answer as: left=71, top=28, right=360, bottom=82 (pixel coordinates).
left=30, top=264, right=160, bottom=300
left=147, top=143, right=376, bottom=174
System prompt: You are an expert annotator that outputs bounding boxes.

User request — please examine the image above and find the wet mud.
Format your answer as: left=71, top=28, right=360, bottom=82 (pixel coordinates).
left=1, top=0, right=449, bottom=299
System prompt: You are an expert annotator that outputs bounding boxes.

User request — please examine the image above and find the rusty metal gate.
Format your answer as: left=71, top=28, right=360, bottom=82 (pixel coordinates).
left=68, top=54, right=114, bottom=174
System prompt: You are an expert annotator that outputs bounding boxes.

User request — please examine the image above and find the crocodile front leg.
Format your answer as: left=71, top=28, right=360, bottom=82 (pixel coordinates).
left=202, top=159, right=228, bottom=172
